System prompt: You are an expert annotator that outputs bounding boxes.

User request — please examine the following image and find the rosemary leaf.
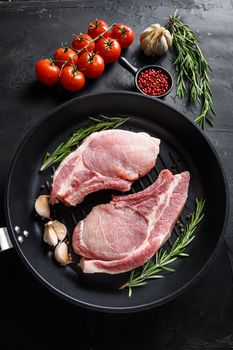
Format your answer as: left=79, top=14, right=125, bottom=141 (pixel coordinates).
left=120, top=198, right=205, bottom=297
left=40, top=115, right=129, bottom=171
left=161, top=266, right=176, bottom=272
left=180, top=253, right=189, bottom=257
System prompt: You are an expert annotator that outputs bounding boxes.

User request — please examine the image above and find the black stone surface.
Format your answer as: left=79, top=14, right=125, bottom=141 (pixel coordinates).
left=0, top=1, right=233, bottom=349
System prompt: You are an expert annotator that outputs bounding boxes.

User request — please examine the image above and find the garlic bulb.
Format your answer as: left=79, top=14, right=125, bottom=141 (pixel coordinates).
left=43, top=220, right=67, bottom=247
left=140, top=23, right=172, bottom=57
left=54, top=242, right=72, bottom=266
left=35, top=195, right=51, bottom=219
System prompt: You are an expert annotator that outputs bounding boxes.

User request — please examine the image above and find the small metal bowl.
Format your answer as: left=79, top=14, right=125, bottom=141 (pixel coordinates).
left=118, top=57, right=173, bottom=98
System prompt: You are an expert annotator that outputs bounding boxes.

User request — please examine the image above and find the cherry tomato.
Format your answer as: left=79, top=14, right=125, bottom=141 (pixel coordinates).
left=72, top=33, right=95, bottom=53
left=60, top=66, right=85, bottom=92
left=78, top=52, right=105, bottom=78
left=35, top=59, right=60, bottom=86
left=54, top=46, right=78, bottom=68
left=111, top=24, right=134, bottom=48
left=95, top=37, right=121, bottom=63
left=88, top=19, right=111, bottom=39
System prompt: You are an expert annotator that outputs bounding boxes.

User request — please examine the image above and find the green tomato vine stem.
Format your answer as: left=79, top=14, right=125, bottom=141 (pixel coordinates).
left=58, top=24, right=116, bottom=76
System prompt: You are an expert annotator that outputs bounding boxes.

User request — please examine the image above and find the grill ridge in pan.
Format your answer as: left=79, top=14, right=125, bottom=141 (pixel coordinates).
left=5, top=92, right=229, bottom=312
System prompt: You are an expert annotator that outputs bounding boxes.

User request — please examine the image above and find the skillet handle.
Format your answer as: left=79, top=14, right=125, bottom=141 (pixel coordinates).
left=0, top=227, right=13, bottom=252
left=118, top=57, right=138, bottom=76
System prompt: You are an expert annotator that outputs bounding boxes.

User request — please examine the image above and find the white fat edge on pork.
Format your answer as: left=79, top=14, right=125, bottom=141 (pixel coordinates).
left=77, top=220, right=85, bottom=247
left=145, top=174, right=181, bottom=238
left=56, top=132, right=100, bottom=196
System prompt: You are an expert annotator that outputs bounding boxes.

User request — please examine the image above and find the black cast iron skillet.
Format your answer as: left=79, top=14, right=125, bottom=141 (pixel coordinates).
left=4, top=92, right=229, bottom=313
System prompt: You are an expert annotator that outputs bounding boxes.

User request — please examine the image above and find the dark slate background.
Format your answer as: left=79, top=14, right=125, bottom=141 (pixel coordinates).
left=0, top=1, right=233, bottom=349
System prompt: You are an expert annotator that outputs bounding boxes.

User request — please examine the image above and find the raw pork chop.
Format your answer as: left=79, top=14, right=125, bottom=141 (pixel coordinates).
left=72, top=169, right=190, bottom=274
left=50, top=129, right=160, bottom=206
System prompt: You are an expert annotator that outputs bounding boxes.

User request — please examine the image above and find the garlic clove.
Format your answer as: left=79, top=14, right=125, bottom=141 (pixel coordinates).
left=51, top=220, right=67, bottom=241
left=43, top=220, right=67, bottom=247
left=164, top=29, right=172, bottom=47
left=35, top=195, right=51, bottom=219
left=141, top=36, right=154, bottom=56
left=140, top=26, right=154, bottom=40
left=151, top=23, right=161, bottom=30
left=43, top=222, right=58, bottom=246
left=155, top=35, right=169, bottom=56
left=54, top=242, right=72, bottom=266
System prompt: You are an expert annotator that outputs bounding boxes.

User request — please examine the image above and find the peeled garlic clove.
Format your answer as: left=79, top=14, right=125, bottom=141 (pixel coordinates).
left=43, top=222, right=58, bottom=246
left=51, top=220, right=67, bottom=241
left=54, top=242, right=72, bottom=266
left=35, top=195, right=50, bottom=219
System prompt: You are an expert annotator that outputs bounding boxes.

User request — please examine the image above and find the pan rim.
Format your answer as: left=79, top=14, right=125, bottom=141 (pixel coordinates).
left=4, top=91, right=230, bottom=312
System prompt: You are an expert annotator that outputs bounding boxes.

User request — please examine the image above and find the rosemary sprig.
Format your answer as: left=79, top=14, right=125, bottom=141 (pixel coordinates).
left=40, top=115, right=129, bottom=171
left=167, top=11, right=214, bottom=129
left=120, top=198, right=205, bottom=297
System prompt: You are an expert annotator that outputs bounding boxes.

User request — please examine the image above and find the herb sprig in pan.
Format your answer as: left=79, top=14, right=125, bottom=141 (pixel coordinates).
left=40, top=115, right=129, bottom=171
left=167, top=11, right=214, bottom=129
left=120, top=198, right=205, bottom=297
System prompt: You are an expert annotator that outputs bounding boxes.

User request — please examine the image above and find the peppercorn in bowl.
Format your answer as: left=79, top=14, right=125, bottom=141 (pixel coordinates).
left=136, top=65, right=173, bottom=98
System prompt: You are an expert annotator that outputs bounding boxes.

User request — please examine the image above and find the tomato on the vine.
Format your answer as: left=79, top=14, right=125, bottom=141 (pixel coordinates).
left=60, top=66, right=85, bottom=92
left=72, top=33, right=95, bottom=53
left=35, top=59, right=60, bottom=86
left=78, top=52, right=105, bottom=78
left=54, top=46, right=78, bottom=68
left=111, top=24, right=134, bottom=48
left=95, top=37, right=121, bottom=63
left=88, top=19, right=111, bottom=39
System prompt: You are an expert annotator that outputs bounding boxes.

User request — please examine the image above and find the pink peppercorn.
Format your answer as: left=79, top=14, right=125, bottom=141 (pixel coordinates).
left=137, top=68, right=171, bottom=97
